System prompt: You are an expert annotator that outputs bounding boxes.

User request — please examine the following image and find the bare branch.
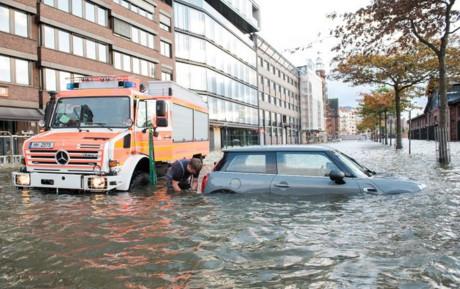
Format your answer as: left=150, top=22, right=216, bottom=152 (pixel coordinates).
left=449, top=25, right=460, bottom=34
left=410, top=20, right=440, bottom=55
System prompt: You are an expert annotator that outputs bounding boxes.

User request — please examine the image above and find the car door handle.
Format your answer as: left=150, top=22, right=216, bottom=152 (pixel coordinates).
left=363, top=187, right=378, bottom=193
left=274, top=182, right=290, bottom=188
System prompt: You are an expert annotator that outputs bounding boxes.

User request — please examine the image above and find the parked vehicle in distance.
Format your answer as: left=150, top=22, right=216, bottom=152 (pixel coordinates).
left=201, top=145, right=425, bottom=195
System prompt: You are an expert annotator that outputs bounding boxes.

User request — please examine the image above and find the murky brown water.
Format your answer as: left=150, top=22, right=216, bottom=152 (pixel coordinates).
left=1, top=140, right=460, bottom=288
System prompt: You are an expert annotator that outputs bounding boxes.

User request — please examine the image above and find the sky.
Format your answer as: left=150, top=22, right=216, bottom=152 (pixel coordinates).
left=255, top=0, right=460, bottom=117
left=256, top=0, right=372, bottom=108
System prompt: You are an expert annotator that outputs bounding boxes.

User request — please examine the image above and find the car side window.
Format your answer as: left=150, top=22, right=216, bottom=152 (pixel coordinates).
left=224, top=153, right=267, bottom=173
left=277, top=152, right=339, bottom=177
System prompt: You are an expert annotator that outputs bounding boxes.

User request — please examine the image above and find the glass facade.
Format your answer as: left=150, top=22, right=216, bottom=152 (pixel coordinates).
left=174, top=1, right=258, bottom=148
left=221, top=127, right=259, bottom=147
left=220, top=0, right=259, bottom=28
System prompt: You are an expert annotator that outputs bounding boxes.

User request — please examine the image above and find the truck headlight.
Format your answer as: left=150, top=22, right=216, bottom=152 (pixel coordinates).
left=15, top=173, right=30, bottom=186
left=88, top=176, right=107, bottom=190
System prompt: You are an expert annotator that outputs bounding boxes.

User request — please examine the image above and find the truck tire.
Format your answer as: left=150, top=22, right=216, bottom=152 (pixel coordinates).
left=129, top=171, right=151, bottom=192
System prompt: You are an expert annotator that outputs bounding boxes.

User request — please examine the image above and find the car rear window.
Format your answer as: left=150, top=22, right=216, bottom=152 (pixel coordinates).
left=223, top=153, right=267, bottom=173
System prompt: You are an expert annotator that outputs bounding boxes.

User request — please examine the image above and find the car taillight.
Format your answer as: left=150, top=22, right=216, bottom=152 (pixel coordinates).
left=201, top=173, right=209, bottom=193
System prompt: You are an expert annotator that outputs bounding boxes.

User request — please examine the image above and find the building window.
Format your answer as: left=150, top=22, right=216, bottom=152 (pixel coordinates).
left=73, top=36, right=83, bottom=56
left=44, top=26, right=55, bottom=49
left=58, top=30, right=70, bottom=53
left=114, top=18, right=155, bottom=49
left=14, top=10, right=28, bottom=37
left=112, top=0, right=154, bottom=20
left=161, top=71, right=172, bottom=81
left=85, top=2, right=95, bottom=21
left=71, top=0, right=82, bottom=17
left=113, top=51, right=156, bottom=78
left=58, top=0, right=70, bottom=12
left=0, top=55, right=31, bottom=85
left=15, top=59, right=29, bottom=85
left=96, top=6, right=106, bottom=26
left=0, top=6, right=28, bottom=37
left=160, top=14, right=171, bottom=32
left=86, top=39, right=96, bottom=59
left=161, top=41, right=172, bottom=57
left=42, top=25, right=108, bottom=62
left=44, top=68, right=84, bottom=91
left=0, top=7, right=9, bottom=33
left=44, top=0, right=107, bottom=27
left=0, top=56, right=11, bottom=82
left=97, top=43, right=106, bottom=62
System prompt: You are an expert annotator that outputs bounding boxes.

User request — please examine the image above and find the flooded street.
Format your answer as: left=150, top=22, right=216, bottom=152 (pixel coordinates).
left=1, top=140, right=460, bottom=288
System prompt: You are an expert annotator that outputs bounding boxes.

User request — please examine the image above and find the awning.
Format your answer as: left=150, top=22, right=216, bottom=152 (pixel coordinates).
left=0, top=107, right=44, bottom=121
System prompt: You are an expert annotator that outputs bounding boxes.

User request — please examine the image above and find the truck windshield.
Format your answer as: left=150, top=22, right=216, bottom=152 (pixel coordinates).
left=51, top=97, right=130, bottom=128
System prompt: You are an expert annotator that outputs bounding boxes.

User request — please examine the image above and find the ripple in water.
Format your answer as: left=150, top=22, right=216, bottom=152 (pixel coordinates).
left=0, top=140, right=459, bottom=288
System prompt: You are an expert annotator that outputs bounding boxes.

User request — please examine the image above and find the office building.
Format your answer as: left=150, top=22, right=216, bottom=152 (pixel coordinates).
left=173, top=0, right=260, bottom=150
left=0, top=0, right=174, bottom=135
left=326, top=98, right=339, bottom=139
left=298, top=61, right=326, bottom=143
left=254, top=35, right=300, bottom=145
left=339, top=106, right=360, bottom=136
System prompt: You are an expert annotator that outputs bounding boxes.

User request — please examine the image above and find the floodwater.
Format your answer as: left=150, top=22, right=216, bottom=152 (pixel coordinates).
left=1, top=140, right=460, bottom=289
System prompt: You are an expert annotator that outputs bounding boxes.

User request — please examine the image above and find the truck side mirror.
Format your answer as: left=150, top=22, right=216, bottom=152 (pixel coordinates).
left=156, top=100, right=167, bottom=117
left=156, top=117, right=168, bottom=127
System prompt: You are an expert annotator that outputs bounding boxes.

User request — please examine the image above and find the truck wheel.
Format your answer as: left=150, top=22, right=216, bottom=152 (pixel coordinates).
left=129, top=171, right=151, bottom=192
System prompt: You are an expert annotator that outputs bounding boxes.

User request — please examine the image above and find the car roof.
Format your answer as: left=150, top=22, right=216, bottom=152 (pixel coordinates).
left=223, top=145, right=335, bottom=153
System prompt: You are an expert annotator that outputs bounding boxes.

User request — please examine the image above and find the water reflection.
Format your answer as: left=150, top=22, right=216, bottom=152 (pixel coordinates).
left=1, top=141, right=460, bottom=288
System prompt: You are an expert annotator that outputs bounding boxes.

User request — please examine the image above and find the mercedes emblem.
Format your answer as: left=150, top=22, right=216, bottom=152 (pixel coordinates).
left=55, top=151, right=70, bottom=165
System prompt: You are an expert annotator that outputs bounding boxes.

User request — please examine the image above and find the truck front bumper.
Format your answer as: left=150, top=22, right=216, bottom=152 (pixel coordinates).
left=12, top=172, right=124, bottom=192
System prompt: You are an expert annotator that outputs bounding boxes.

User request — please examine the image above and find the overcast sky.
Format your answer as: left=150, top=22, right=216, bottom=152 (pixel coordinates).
left=256, top=0, right=372, bottom=108
left=255, top=0, right=431, bottom=115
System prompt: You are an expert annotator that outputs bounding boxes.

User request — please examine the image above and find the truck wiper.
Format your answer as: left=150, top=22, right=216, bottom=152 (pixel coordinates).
left=89, top=123, right=113, bottom=131
left=77, top=120, right=87, bottom=132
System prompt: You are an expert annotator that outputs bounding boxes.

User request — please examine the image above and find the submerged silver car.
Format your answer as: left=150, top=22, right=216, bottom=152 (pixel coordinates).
left=201, top=146, right=425, bottom=195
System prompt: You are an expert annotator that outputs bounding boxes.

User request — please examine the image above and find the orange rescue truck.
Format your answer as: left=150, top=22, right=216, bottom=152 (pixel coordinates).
left=12, top=76, right=209, bottom=192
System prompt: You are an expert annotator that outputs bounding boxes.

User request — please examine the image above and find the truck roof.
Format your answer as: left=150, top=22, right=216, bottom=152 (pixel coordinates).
left=147, top=81, right=207, bottom=109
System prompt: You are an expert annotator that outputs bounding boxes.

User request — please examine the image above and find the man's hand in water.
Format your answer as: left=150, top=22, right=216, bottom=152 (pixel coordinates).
left=191, top=178, right=198, bottom=191
left=171, top=180, right=182, bottom=193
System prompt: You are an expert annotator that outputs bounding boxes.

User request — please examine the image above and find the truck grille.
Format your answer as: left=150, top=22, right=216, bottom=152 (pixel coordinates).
left=27, top=149, right=101, bottom=167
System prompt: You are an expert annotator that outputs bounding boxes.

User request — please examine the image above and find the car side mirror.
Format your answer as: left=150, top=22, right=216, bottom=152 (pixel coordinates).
left=156, top=100, right=167, bottom=117
left=329, top=169, right=346, bottom=184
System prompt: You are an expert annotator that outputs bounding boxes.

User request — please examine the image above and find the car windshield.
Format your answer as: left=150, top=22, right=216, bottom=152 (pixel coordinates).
left=51, top=97, right=130, bottom=128
left=334, top=151, right=373, bottom=178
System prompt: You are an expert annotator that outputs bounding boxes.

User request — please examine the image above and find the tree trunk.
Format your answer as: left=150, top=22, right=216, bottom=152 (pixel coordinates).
left=384, top=110, right=388, bottom=145
left=437, top=53, right=450, bottom=165
left=378, top=113, right=382, bottom=143
left=395, top=90, right=403, bottom=149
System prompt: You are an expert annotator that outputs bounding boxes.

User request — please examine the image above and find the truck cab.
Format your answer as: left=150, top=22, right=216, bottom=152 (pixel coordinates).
left=13, top=76, right=209, bottom=192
